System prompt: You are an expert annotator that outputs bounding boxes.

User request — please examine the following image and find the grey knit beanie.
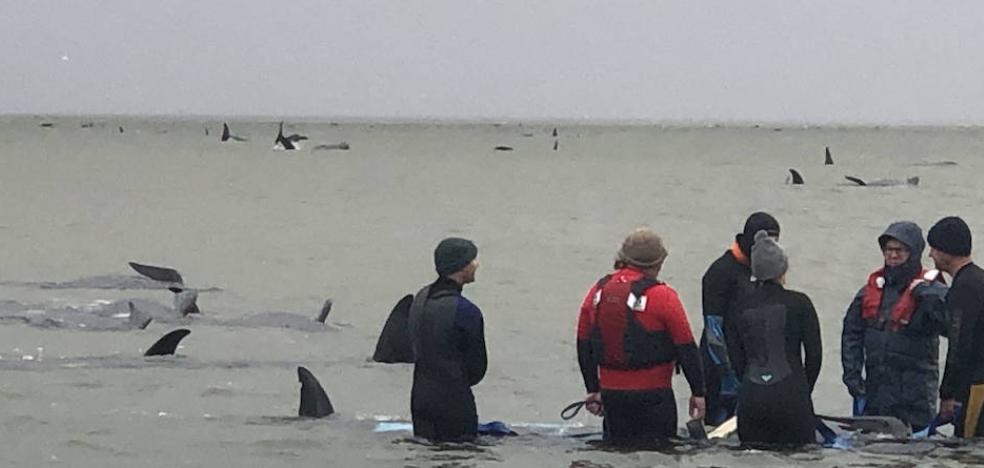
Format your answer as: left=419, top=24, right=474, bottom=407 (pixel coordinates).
left=751, top=230, right=788, bottom=281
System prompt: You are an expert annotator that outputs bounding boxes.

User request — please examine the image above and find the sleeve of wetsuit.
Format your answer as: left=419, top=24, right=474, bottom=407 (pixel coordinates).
left=912, top=281, right=949, bottom=336
left=576, top=285, right=600, bottom=393
left=701, top=261, right=735, bottom=375
left=940, top=281, right=984, bottom=400
left=801, top=293, right=823, bottom=393
left=658, top=286, right=705, bottom=397
left=840, top=288, right=867, bottom=397
left=455, top=299, right=487, bottom=387
left=725, top=309, right=746, bottom=382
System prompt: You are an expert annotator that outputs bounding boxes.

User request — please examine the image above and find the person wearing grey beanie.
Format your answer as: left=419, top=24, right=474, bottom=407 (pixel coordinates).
left=726, top=230, right=822, bottom=447
left=841, top=221, right=947, bottom=431
left=407, top=237, right=486, bottom=442
left=751, top=230, right=788, bottom=282
left=699, top=212, right=781, bottom=426
left=929, top=217, right=984, bottom=437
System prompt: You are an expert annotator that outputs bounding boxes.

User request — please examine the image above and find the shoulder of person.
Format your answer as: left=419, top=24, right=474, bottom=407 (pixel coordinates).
left=785, top=289, right=815, bottom=308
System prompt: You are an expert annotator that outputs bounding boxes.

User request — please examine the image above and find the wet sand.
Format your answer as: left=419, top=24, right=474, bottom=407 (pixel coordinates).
left=2, top=116, right=984, bottom=467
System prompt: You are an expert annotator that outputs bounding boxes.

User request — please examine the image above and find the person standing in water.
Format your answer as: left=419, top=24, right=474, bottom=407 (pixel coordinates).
left=727, top=230, right=822, bottom=447
left=408, top=237, right=487, bottom=442
left=576, top=227, right=705, bottom=444
left=700, top=212, right=781, bottom=425
left=929, top=217, right=984, bottom=437
left=841, top=221, right=947, bottom=430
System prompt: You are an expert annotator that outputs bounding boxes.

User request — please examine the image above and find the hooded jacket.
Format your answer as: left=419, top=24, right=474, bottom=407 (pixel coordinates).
left=841, top=221, right=948, bottom=429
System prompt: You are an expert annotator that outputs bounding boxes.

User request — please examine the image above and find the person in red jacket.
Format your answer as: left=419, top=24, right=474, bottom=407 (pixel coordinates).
left=576, top=227, right=706, bottom=443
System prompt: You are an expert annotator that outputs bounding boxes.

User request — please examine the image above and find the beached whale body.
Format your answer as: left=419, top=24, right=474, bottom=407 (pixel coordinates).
left=845, top=176, right=920, bottom=187
left=0, top=299, right=154, bottom=331
left=218, top=300, right=335, bottom=332
left=2, top=262, right=219, bottom=293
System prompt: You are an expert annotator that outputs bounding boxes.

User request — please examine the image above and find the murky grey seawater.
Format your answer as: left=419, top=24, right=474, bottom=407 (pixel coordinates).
left=2, top=117, right=984, bottom=467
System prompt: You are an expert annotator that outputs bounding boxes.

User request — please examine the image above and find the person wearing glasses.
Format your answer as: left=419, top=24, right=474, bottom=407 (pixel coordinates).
left=841, top=221, right=948, bottom=431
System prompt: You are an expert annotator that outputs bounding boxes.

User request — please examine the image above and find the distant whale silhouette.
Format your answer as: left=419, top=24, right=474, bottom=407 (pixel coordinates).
left=1, top=262, right=219, bottom=295
left=221, top=123, right=247, bottom=142
left=494, top=146, right=514, bottom=151
left=844, top=176, right=919, bottom=187
left=553, top=140, right=559, bottom=151
left=39, top=122, right=54, bottom=128
left=297, top=366, right=335, bottom=418
left=372, top=295, right=414, bottom=363
left=274, top=122, right=307, bottom=151
left=311, top=142, right=350, bottom=152
left=787, top=168, right=805, bottom=185
left=552, top=128, right=558, bottom=137
left=910, top=160, right=958, bottom=167
left=145, top=329, right=191, bottom=356
left=825, top=147, right=833, bottom=165
left=118, top=126, right=124, bottom=134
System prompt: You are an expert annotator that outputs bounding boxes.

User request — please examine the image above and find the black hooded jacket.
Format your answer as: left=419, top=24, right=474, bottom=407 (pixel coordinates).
left=841, top=221, right=947, bottom=428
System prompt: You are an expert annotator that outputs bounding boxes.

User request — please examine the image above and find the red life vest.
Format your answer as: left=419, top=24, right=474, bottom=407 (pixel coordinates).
left=589, top=275, right=676, bottom=370
left=861, top=268, right=941, bottom=331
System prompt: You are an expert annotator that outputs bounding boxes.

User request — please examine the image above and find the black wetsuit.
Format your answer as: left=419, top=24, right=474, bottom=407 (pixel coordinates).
left=700, top=244, right=755, bottom=425
left=940, top=263, right=984, bottom=437
left=408, top=277, right=487, bottom=441
left=727, top=282, right=822, bottom=447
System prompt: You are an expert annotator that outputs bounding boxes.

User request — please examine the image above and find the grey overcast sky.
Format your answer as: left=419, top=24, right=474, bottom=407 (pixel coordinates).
left=2, top=1, right=983, bottom=124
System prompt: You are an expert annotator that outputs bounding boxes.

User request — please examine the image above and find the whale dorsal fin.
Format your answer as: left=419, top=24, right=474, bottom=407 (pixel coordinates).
left=297, top=366, right=335, bottom=418
left=824, top=147, right=833, bottom=165
left=788, top=168, right=804, bottom=185
left=145, top=329, right=191, bottom=356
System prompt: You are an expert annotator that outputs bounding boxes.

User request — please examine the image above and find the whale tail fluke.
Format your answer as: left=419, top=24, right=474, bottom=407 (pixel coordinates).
left=128, top=262, right=184, bottom=284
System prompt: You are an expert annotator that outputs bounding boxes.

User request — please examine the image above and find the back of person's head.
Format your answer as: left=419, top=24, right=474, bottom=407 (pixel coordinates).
left=751, top=230, right=788, bottom=281
left=739, top=212, right=780, bottom=255
left=617, top=227, right=668, bottom=269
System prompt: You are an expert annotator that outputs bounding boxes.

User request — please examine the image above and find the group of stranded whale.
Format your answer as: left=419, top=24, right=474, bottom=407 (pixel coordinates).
left=786, top=146, right=957, bottom=187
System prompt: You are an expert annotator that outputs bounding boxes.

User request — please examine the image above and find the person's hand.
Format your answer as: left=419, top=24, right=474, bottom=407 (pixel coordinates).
left=585, top=392, right=604, bottom=416
left=689, top=396, right=706, bottom=421
left=940, top=398, right=960, bottom=421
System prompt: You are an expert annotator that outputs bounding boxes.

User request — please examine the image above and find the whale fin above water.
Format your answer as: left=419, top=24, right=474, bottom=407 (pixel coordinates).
left=221, top=123, right=247, bottom=142
left=144, top=329, right=191, bottom=356
left=494, top=145, right=514, bottom=151
left=297, top=366, right=335, bottom=418
left=825, top=147, right=833, bottom=165
left=372, top=294, right=415, bottom=363
left=845, top=176, right=867, bottom=186
left=316, top=299, right=333, bottom=324
left=274, top=122, right=297, bottom=150
left=128, top=262, right=184, bottom=284
left=127, top=302, right=153, bottom=329
left=788, top=168, right=804, bottom=185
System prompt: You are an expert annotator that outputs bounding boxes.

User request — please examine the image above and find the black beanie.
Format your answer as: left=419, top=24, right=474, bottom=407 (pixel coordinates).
left=928, top=216, right=972, bottom=256
left=738, top=212, right=780, bottom=255
left=434, top=237, right=478, bottom=276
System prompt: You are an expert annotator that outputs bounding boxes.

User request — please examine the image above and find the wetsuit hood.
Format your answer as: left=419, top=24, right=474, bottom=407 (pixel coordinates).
left=736, top=212, right=780, bottom=256
left=878, top=221, right=925, bottom=287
